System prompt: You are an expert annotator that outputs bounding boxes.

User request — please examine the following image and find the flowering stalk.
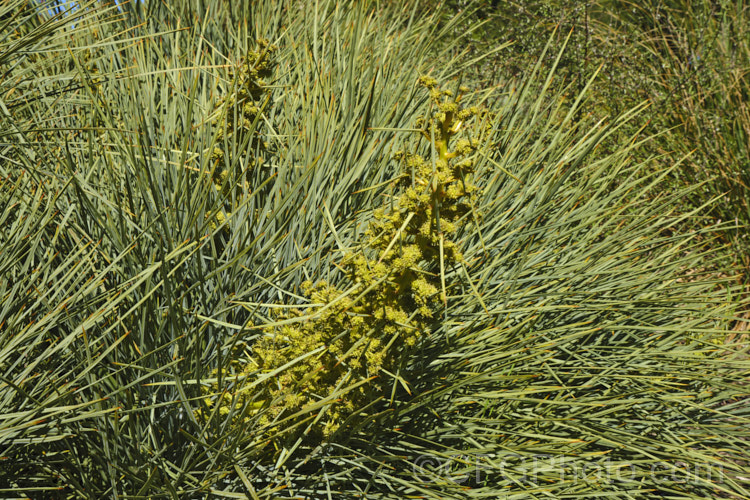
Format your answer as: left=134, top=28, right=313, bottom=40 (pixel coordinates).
left=206, top=39, right=276, bottom=232
left=202, top=76, right=488, bottom=443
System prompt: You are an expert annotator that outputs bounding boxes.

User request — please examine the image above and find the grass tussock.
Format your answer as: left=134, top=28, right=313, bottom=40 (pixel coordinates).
left=1, top=0, right=749, bottom=498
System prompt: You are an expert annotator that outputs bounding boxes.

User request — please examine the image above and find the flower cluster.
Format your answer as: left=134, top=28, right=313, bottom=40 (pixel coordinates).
left=206, top=39, right=276, bottom=232
left=202, top=77, right=488, bottom=443
left=210, top=38, right=276, bottom=169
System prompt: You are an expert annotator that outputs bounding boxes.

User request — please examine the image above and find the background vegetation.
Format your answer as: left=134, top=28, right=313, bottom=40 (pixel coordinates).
left=447, top=0, right=750, bottom=286
left=1, top=0, right=749, bottom=498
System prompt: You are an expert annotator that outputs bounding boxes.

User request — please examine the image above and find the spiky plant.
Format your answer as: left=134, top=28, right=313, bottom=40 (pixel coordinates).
left=0, top=0, right=748, bottom=499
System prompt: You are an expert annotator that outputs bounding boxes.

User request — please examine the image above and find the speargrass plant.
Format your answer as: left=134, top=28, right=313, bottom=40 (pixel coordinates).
left=0, top=0, right=748, bottom=498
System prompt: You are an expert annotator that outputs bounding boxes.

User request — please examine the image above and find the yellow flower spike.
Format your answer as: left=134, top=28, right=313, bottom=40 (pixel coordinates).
left=203, top=77, right=485, bottom=443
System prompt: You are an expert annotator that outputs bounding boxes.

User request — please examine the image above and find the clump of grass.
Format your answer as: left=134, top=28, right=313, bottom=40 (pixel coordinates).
left=1, top=1, right=749, bottom=498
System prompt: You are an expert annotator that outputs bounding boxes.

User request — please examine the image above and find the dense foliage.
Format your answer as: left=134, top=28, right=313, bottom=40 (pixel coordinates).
left=1, top=0, right=748, bottom=498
